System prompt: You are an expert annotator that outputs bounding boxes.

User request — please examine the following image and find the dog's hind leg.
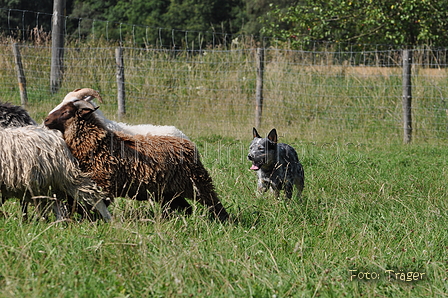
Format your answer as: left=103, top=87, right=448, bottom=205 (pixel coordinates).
left=284, top=183, right=293, bottom=200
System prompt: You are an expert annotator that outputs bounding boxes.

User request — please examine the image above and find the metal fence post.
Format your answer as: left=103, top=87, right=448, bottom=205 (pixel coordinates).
left=402, top=49, right=412, bottom=144
left=12, top=43, right=28, bottom=107
left=255, top=47, right=264, bottom=128
left=50, top=0, right=65, bottom=94
left=116, top=47, right=126, bottom=119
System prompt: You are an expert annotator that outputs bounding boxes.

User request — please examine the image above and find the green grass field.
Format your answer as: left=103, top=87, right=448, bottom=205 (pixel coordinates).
left=0, top=39, right=447, bottom=296
left=1, top=138, right=447, bottom=297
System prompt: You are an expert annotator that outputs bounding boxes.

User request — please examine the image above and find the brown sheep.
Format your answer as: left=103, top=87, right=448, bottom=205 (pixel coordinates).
left=44, top=99, right=229, bottom=222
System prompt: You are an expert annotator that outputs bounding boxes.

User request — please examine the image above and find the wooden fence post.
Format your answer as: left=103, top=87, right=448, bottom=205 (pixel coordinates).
left=12, top=43, right=28, bottom=107
left=402, top=49, right=412, bottom=144
left=50, top=0, right=66, bottom=94
left=255, top=48, right=264, bottom=128
left=116, top=47, right=126, bottom=119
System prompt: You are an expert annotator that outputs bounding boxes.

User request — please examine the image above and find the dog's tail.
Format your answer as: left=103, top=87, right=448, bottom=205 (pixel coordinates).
left=294, top=162, right=305, bottom=197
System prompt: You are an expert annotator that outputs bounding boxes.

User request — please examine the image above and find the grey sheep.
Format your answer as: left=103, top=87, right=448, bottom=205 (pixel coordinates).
left=0, top=101, right=37, bottom=128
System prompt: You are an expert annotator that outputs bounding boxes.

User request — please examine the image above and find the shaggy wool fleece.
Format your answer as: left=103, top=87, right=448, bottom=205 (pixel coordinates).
left=0, top=126, right=111, bottom=221
left=45, top=101, right=228, bottom=221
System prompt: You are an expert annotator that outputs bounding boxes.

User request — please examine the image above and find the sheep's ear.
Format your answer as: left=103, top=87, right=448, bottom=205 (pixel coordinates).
left=79, top=107, right=97, bottom=118
left=267, top=128, right=277, bottom=143
left=253, top=127, right=261, bottom=139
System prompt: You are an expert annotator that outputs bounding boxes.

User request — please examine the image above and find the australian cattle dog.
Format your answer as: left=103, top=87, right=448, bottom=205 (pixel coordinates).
left=248, top=128, right=304, bottom=199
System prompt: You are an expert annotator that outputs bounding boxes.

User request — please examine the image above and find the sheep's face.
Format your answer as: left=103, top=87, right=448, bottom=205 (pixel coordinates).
left=45, top=102, right=95, bottom=133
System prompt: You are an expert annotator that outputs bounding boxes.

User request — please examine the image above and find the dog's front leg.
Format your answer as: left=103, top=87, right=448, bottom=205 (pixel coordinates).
left=270, top=187, right=280, bottom=198
left=268, top=181, right=281, bottom=198
left=257, top=179, right=269, bottom=194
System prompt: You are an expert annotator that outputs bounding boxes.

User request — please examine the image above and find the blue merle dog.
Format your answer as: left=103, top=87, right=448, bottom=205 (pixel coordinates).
left=248, top=128, right=304, bottom=199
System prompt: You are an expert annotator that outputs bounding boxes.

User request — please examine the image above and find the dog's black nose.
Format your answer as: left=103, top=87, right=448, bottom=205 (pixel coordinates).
left=247, top=155, right=253, bottom=161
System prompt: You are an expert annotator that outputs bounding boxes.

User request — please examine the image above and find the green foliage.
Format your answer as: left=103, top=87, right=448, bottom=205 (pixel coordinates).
left=68, top=0, right=119, bottom=39
left=262, top=0, right=448, bottom=48
left=0, top=0, right=74, bottom=38
left=0, top=0, right=63, bottom=13
left=3, top=0, right=448, bottom=47
left=240, top=0, right=295, bottom=35
left=69, top=0, right=244, bottom=46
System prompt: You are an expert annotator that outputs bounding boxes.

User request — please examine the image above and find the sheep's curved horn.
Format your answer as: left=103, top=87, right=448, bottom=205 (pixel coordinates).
left=49, top=88, right=103, bottom=115
left=65, top=88, right=103, bottom=103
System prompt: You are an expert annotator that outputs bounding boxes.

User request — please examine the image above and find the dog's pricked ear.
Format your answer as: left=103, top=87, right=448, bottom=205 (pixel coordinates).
left=253, top=127, right=261, bottom=139
left=267, top=128, right=278, bottom=143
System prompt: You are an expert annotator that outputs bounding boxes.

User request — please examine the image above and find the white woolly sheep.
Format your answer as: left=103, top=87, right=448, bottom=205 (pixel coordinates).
left=49, top=88, right=190, bottom=139
left=0, top=101, right=107, bottom=221
left=0, top=126, right=112, bottom=222
left=44, top=98, right=229, bottom=222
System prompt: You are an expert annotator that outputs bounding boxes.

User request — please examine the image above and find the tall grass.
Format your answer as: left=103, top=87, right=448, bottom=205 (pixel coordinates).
left=0, top=141, right=447, bottom=297
left=0, top=40, right=447, bottom=142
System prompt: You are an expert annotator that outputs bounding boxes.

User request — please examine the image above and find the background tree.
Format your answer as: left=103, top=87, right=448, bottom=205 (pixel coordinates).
left=261, top=0, right=448, bottom=48
left=240, top=0, right=296, bottom=36
left=161, top=0, right=242, bottom=47
left=0, top=0, right=74, bottom=39
left=69, top=0, right=244, bottom=47
left=69, top=0, right=167, bottom=43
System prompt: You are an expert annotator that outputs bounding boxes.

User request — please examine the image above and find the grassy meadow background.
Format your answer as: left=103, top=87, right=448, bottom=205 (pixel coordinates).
left=0, top=39, right=447, bottom=296
left=0, top=39, right=448, bottom=142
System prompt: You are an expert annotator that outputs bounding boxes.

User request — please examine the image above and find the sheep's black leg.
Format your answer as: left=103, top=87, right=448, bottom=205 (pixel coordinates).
left=21, top=199, right=28, bottom=220
left=0, top=184, right=5, bottom=207
left=162, top=194, right=193, bottom=216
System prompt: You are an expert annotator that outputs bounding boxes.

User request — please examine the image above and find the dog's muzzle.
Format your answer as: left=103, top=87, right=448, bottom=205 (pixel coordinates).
left=248, top=154, right=263, bottom=170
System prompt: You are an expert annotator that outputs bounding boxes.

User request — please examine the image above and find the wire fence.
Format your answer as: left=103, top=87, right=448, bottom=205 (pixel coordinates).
left=1, top=8, right=448, bottom=143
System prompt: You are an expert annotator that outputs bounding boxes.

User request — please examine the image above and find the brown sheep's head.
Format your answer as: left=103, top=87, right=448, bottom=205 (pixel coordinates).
left=48, top=88, right=103, bottom=116
left=45, top=100, right=98, bottom=133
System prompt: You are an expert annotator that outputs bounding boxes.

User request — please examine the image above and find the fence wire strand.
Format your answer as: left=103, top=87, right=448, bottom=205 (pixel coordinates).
left=1, top=8, right=448, bottom=142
